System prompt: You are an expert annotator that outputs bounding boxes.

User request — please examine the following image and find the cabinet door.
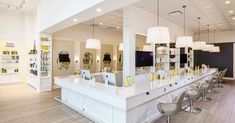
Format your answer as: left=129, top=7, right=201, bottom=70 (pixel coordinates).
left=84, top=97, right=112, bottom=123
left=65, top=89, right=85, bottom=111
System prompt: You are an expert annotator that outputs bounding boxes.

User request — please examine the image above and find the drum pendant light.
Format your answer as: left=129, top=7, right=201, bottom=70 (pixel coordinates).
left=211, top=30, right=220, bottom=52
left=176, top=5, right=193, bottom=48
left=86, top=18, right=101, bottom=49
left=119, top=43, right=123, bottom=51
left=203, top=25, right=214, bottom=52
left=146, top=0, right=170, bottom=44
left=193, top=17, right=206, bottom=50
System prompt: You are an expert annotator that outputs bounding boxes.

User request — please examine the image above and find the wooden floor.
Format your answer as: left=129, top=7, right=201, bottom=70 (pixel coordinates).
left=155, top=80, right=235, bottom=123
left=0, top=83, right=93, bottom=123
left=0, top=81, right=235, bottom=123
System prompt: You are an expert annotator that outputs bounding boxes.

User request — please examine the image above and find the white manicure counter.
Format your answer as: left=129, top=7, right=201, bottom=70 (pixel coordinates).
left=54, top=68, right=217, bottom=123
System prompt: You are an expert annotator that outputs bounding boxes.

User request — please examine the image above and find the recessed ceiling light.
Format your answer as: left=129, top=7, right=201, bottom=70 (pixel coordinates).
left=225, top=1, right=231, bottom=4
left=229, top=10, right=234, bottom=14
left=232, top=17, right=235, bottom=20
left=96, top=8, right=102, bottom=12
left=116, top=26, right=120, bottom=29
left=99, top=22, right=103, bottom=25
left=73, top=18, right=78, bottom=22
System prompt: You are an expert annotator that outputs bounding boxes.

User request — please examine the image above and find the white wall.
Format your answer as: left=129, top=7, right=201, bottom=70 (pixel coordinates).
left=53, top=24, right=123, bottom=44
left=0, top=8, right=35, bottom=82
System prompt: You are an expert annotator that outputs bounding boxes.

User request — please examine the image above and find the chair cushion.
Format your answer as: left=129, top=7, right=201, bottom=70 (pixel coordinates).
left=187, top=90, right=198, bottom=99
left=202, top=83, right=210, bottom=89
left=159, top=103, right=178, bottom=116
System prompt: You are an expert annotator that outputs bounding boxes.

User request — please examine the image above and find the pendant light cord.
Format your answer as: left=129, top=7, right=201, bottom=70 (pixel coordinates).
left=93, top=18, right=95, bottom=38
left=214, top=30, right=216, bottom=42
left=157, top=0, right=160, bottom=26
left=197, top=17, right=201, bottom=40
left=183, top=5, right=186, bottom=35
left=207, top=25, right=210, bottom=43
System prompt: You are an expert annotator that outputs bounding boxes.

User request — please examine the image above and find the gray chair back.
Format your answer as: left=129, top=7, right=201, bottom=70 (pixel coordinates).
left=175, top=91, right=186, bottom=112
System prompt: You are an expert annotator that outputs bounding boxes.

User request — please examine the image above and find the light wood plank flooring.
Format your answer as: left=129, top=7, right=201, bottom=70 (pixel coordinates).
left=155, top=80, right=235, bottom=123
left=0, top=83, right=93, bottom=123
left=0, top=81, right=235, bottom=123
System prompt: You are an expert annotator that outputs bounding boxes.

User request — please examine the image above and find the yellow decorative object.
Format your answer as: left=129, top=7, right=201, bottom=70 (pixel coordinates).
left=125, top=76, right=132, bottom=86
left=150, top=73, right=153, bottom=81
left=154, top=74, right=157, bottom=80
left=41, top=45, right=48, bottom=50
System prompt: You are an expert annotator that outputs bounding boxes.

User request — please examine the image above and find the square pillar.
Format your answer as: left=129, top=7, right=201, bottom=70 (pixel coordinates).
left=123, top=7, right=136, bottom=86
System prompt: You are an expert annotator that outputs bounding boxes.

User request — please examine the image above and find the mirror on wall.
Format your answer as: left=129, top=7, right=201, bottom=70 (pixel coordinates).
left=83, top=52, right=93, bottom=70
left=57, top=51, right=71, bottom=70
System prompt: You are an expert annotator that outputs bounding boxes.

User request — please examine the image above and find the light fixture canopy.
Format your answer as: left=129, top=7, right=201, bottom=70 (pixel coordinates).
left=119, top=43, right=123, bottom=51
left=86, top=18, right=101, bottom=49
left=176, top=5, right=193, bottom=48
left=146, top=0, right=170, bottom=44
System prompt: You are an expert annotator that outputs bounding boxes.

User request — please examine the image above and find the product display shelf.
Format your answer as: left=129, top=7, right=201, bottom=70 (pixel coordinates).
left=27, top=33, right=52, bottom=92
left=0, top=49, right=20, bottom=83
left=39, top=33, right=52, bottom=92
left=154, top=43, right=180, bottom=71
left=169, top=43, right=180, bottom=70
left=155, top=44, right=170, bottom=71
left=187, top=47, right=194, bottom=68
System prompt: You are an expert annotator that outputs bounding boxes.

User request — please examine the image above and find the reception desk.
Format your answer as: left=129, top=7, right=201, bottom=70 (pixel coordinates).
left=54, top=69, right=217, bottom=123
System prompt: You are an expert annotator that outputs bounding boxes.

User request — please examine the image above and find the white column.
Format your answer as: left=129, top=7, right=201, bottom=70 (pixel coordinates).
left=74, top=41, right=80, bottom=71
left=113, top=44, right=118, bottom=71
left=151, top=43, right=156, bottom=73
left=96, top=49, right=101, bottom=72
left=123, top=7, right=136, bottom=86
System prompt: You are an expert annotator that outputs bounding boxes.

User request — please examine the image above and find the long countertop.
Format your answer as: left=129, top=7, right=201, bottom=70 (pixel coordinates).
left=55, top=68, right=217, bottom=100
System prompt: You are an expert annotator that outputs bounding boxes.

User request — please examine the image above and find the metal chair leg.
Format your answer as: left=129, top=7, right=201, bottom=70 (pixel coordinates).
left=184, top=99, right=201, bottom=114
left=166, top=115, right=170, bottom=123
left=202, top=90, right=212, bottom=102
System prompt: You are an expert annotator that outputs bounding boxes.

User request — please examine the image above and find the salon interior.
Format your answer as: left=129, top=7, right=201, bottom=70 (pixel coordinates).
left=0, top=0, right=235, bottom=123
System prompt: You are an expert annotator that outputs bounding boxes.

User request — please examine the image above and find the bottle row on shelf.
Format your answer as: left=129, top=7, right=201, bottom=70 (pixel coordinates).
left=1, top=68, right=19, bottom=74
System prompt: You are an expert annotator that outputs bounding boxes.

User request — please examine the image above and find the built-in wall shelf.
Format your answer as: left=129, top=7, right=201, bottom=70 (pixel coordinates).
left=0, top=47, right=20, bottom=83
left=27, top=33, right=52, bottom=92
left=155, top=43, right=180, bottom=71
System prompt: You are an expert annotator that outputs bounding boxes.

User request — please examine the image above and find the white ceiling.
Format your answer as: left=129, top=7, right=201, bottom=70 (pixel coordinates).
left=134, top=0, right=235, bottom=32
left=82, top=0, right=235, bottom=33
left=81, top=9, right=123, bottom=31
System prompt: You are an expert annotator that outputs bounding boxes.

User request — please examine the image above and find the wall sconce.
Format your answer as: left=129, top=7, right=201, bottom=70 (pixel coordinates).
left=75, top=56, right=79, bottom=64
left=113, top=56, right=117, bottom=63
left=96, top=56, right=100, bottom=63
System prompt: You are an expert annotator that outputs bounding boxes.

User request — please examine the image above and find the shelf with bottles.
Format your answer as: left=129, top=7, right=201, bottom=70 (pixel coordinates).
left=0, top=51, right=19, bottom=63
left=1, top=68, right=19, bottom=74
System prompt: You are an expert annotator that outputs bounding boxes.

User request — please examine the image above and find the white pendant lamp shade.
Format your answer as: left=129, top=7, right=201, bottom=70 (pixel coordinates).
left=143, top=45, right=152, bottom=51
left=146, top=26, right=170, bottom=44
left=119, top=43, right=123, bottom=51
left=175, top=6, right=193, bottom=48
left=175, top=36, right=193, bottom=48
left=85, top=39, right=101, bottom=49
left=193, top=41, right=206, bottom=50
left=211, top=46, right=220, bottom=52
left=203, top=44, right=214, bottom=52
